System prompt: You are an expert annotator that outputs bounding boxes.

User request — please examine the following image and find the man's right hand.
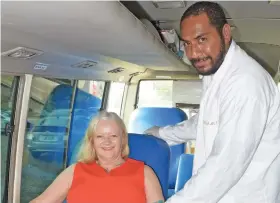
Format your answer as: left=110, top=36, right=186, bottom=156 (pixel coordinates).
left=144, top=126, right=160, bottom=137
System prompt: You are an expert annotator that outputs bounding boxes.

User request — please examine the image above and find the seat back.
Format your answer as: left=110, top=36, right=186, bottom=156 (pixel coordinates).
left=66, top=87, right=101, bottom=165
left=30, top=84, right=101, bottom=164
left=128, top=133, right=170, bottom=200
left=128, top=107, right=187, bottom=197
left=174, top=153, right=194, bottom=192
left=69, top=133, right=170, bottom=200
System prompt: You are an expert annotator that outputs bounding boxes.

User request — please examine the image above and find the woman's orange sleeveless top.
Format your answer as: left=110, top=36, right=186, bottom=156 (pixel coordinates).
left=67, top=158, right=146, bottom=203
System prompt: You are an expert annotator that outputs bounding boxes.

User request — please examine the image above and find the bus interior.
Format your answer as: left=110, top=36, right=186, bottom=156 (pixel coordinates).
left=1, top=1, right=280, bottom=203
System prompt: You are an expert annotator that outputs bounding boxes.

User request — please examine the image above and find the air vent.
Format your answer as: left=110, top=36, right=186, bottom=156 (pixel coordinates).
left=129, top=72, right=140, bottom=77
left=1, top=47, right=43, bottom=59
left=152, top=1, right=186, bottom=9
left=72, top=60, right=97, bottom=69
left=108, top=67, right=124, bottom=73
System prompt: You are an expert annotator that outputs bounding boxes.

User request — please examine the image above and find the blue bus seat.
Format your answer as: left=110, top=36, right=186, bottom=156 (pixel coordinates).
left=128, top=107, right=187, bottom=197
left=128, top=133, right=170, bottom=200
left=28, top=84, right=101, bottom=164
left=66, top=85, right=102, bottom=164
left=128, top=107, right=187, bottom=134
left=69, top=133, right=170, bottom=200
left=175, top=153, right=194, bottom=193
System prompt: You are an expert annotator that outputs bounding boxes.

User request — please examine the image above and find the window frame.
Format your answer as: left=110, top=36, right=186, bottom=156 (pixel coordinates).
left=106, top=81, right=127, bottom=117
left=135, top=79, right=175, bottom=109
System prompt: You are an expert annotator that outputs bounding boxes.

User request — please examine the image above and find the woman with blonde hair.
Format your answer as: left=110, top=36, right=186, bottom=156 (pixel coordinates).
left=30, top=111, right=164, bottom=203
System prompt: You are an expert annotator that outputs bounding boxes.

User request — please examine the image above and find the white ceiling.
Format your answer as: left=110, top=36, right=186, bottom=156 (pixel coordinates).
left=1, top=1, right=192, bottom=81
left=1, top=1, right=280, bottom=81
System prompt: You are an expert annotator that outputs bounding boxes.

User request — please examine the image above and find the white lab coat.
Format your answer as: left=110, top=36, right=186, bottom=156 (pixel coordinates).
left=159, top=41, right=280, bottom=203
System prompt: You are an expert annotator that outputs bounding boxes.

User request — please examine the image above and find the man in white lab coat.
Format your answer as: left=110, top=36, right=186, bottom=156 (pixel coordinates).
left=145, top=2, right=280, bottom=203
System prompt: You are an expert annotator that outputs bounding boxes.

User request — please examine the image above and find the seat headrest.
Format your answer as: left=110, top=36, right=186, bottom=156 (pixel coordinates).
left=128, top=107, right=187, bottom=134
left=42, top=84, right=101, bottom=114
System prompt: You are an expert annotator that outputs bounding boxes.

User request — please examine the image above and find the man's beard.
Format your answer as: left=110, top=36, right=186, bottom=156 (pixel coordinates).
left=191, top=39, right=226, bottom=76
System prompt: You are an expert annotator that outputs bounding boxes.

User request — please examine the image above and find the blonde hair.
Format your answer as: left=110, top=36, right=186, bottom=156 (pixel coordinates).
left=77, top=111, right=129, bottom=163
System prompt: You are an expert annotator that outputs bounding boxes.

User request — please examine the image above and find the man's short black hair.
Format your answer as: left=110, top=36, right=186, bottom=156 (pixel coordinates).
left=180, top=1, right=228, bottom=36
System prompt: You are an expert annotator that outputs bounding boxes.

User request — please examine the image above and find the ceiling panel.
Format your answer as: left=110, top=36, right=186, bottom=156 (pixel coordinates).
left=1, top=1, right=193, bottom=79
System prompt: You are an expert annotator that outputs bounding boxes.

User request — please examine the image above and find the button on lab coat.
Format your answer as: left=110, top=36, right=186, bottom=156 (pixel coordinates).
left=159, top=41, right=280, bottom=203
